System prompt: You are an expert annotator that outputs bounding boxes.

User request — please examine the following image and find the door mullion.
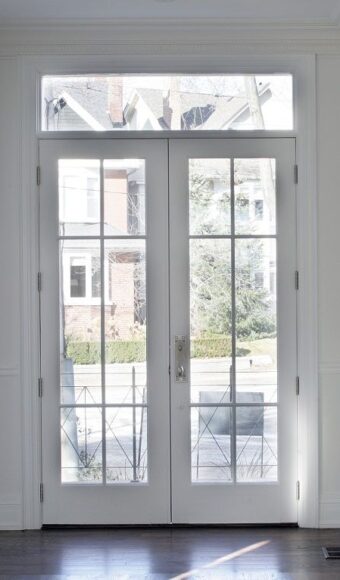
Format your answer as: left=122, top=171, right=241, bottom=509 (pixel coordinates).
left=230, top=157, right=237, bottom=485
left=100, top=159, right=107, bottom=485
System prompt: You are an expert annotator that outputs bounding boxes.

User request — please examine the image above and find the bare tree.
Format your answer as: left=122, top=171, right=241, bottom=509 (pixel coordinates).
left=244, top=76, right=276, bottom=220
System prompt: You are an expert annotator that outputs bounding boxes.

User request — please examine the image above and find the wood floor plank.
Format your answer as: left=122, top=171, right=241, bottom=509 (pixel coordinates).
left=0, top=528, right=340, bottom=578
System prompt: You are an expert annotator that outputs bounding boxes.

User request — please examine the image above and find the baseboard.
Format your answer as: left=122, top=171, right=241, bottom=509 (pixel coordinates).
left=0, top=503, right=23, bottom=530
left=319, top=496, right=340, bottom=528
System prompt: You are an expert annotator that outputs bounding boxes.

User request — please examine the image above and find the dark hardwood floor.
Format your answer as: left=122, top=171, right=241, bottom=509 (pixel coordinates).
left=1, top=527, right=340, bottom=578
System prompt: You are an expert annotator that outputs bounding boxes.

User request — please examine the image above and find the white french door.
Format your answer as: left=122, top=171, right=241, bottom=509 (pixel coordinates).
left=169, top=139, right=297, bottom=524
left=40, top=140, right=170, bottom=524
left=40, top=137, right=297, bottom=525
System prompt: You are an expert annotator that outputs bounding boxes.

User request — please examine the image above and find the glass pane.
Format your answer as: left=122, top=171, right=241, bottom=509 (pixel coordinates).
left=191, top=406, right=232, bottom=482
left=59, top=160, right=100, bottom=236
left=236, top=406, right=277, bottom=482
left=105, top=240, right=147, bottom=405
left=42, top=75, right=293, bottom=131
left=235, top=159, right=276, bottom=235
left=189, top=159, right=231, bottom=235
left=61, top=406, right=103, bottom=483
left=70, top=258, right=86, bottom=298
left=60, top=240, right=102, bottom=405
left=104, top=159, right=145, bottom=236
left=190, top=239, right=232, bottom=404
left=106, top=407, right=147, bottom=483
left=235, top=239, right=277, bottom=403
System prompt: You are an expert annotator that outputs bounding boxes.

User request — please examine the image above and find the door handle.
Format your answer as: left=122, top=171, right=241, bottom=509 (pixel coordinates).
left=175, top=335, right=187, bottom=382
left=177, top=365, right=185, bottom=379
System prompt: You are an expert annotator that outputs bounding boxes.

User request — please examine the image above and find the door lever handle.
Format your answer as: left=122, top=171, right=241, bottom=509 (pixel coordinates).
left=175, top=335, right=187, bottom=382
left=177, top=365, right=185, bottom=379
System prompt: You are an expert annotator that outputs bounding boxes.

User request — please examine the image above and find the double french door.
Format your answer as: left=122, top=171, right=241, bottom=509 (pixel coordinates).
left=40, top=137, right=297, bottom=525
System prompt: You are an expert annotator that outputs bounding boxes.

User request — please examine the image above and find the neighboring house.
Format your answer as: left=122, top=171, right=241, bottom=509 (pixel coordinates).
left=59, top=159, right=146, bottom=343
left=44, top=78, right=272, bottom=131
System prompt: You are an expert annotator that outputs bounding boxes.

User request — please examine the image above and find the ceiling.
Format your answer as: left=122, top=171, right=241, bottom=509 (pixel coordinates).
left=0, top=0, right=339, bottom=26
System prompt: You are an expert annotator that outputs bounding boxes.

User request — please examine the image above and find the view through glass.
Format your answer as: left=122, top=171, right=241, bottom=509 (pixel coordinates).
left=190, top=158, right=278, bottom=483
left=59, top=158, right=147, bottom=484
left=42, top=75, right=293, bottom=132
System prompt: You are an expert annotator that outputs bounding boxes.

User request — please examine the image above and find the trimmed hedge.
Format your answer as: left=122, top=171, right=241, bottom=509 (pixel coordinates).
left=191, top=337, right=232, bottom=359
left=66, top=341, right=145, bottom=365
left=67, top=336, right=232, bottom=365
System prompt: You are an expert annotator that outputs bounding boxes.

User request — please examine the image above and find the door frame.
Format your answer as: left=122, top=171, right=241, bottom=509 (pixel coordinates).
left=19, top=54, right=318, bottom=529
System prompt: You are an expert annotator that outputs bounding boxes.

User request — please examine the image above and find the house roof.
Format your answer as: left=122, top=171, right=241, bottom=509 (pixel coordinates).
left=124, top=85, right=271, bottom=130
left=46, top=79, right=271, bottom=131
left=45, top=78, right=113, bottom=130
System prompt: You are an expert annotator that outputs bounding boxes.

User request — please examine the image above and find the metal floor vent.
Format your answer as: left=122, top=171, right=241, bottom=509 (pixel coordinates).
left=322, top=547, right=340, bottom=559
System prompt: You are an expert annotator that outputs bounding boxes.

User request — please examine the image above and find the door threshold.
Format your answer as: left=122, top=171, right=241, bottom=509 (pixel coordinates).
left=42, top=523, right=298, bottom=530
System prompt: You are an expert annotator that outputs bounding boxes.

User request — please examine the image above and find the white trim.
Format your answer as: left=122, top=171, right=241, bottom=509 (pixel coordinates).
left=38, top=130, right=298, bottom=140
left=320, top=495, right=340, bottom=528
left=0, top=503, right=23, bottom=530
left=1, top=18, right=340, bottom=29
left=2, top=23, right=340, bottom=57
left=20, top=56, right=42, bottom=530
left=19, top=53, right=318, bottom=528
left=0, top=367, right=20, bottom=377
left=319, top=363, right=340, bottom=374
left=295, top=55, right=319, bottom=528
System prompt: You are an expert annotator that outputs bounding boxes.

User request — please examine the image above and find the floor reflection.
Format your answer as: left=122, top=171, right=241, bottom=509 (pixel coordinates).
left=0, top=528, right=339, bottom=578
left=171, top=540, right=271, bottom=579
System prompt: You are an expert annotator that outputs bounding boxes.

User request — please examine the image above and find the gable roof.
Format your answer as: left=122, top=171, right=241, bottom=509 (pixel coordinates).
left=46, top=79, right=271, bottom=131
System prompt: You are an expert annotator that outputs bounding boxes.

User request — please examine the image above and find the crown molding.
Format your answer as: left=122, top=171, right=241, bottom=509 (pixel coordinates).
left=0, top=17, right=338, bottom=29
left=1, top=19, right=340, bottom=55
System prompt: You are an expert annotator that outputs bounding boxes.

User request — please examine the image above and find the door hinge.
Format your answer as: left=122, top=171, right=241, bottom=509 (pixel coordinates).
left=37, top=272, right=42, bottom=292
left=36, top=166, right=41, bottom=186
left=296, top=376, right=300, bottom=396
left=296, top=480, right=301, bottom=501
left=294, top=164, right=298, bottom=185
left=168, top=365, right=171, bottom=376
left=38, top=377, right=43, bottom=398
left=39, top=483, right=44, bottom=503
left=295, top=270, right=299, bottom=290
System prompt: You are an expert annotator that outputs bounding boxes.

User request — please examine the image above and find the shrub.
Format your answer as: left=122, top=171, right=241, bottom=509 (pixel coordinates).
left=191, top=336, right=232, bottom=358
left=67, top=336, right=235, bottom=365
left=66, top=340, right=146, bottom=365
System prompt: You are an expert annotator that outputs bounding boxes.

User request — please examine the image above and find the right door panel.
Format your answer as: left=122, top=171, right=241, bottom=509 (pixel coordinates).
left=170, top=139, right=297, bottom=523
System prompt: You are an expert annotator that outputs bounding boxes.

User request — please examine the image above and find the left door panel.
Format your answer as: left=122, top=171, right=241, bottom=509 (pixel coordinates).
left=40, top=140, right=170, bottom=524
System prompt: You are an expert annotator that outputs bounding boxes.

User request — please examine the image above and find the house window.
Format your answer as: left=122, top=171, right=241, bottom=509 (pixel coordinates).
left=236, top=197, right=249, bottom=222
left=255, top=271, right=264, bottom=289
left=42, top=74, right=293, bottom=132
left=70, top=258, right=86, bottom=298
left=254, top=199, right=264, bottom=220
left=66, top=254, right=102, bottom=303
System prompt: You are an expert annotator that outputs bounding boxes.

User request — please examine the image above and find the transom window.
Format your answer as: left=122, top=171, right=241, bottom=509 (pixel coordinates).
left=41, top=74, right=293, bottom=132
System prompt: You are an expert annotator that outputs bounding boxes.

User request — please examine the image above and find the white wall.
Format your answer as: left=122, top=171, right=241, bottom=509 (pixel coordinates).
left=0, top=57, right=22, bottom=529
left=317, top=55, right=340, bottom=527
left=0, top=43, right=339, bottom=528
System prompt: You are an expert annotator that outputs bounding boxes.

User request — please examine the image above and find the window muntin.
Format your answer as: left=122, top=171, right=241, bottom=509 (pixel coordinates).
left=42, top=74, right=293, bottom=132
left=59, top=159, right=148, bottom=484
left=190, top=157, right=278, bottom=483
